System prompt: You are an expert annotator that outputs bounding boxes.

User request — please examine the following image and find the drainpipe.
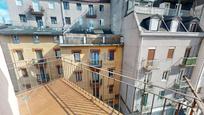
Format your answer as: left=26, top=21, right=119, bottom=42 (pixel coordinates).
left=60, top=0, right=65, bottom=31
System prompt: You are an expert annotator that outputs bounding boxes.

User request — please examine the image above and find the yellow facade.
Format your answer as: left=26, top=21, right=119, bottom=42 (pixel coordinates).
left=61, top=45, right=123, bottom=106
left=0, top=35, right=62, bottom=91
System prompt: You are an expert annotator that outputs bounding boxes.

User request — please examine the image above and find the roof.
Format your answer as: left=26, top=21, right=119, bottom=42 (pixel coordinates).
left=137, top=13, right=203, bottom=32
left=17, top=79, right=121, bottom=115
left=0, top=26, right=62, bottom=35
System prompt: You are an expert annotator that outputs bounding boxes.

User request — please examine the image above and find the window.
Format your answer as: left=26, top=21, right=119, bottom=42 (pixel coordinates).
left=75, top=71, right=82, bottom=82
left=65, top=17, right=71, bottom=25
left=149, top=18, right=160, bottom=31
left=109, top=50, right=115, bottom=61
left=57, top=65, right=63, bottom=75
left=33, top=35, right=40, bottom=43
left=16, top=0, right=23, bottom=6
left=24, top=84, right=31, bottom=89
left=162, top=71, right=169, bottom=81
left=146, top=72, right=152, bottom=83
left=159, top=91, right=165, bottom=99
left=179, top=69, right=185, bottom=80
left=12, top=35, right=20, bottom=44
left=53, top=36, right=59, bottom=43
left=35, top=50, right=43, bottom=59
left=99, top=19, right=104, bottom=26
left=108, top=68, right=114, bottom=77
left=99, top=5, right=104, bottom=12
left=108, top=99, right=113, bottom=107
left=73, top=52, right=80, bottom=62
left=32, top=0, right=40, bottom=11
left=16, top=50, right=24, bottom=60
left=21, top=68, right=28, bottom=77
left=63, top=1, right=69, bottom=10
left=19, top=14, right=27, bottom=22
left=142, top=93, right=148, bottom=106
left=167, top=47, right=175, bottom=59
left=48, top=1, right=55, bottom=9
left=55, top=49, right=61, bottom=59
left=76, top=3, right=82, bottom=11
left=147, top=48, right=155, bottom=60
left=51, top=17, right=57, bottom=24
left=109, top=85, right=114, bottom=93
left=189, top=23, right=198, bottom=32
left=92, top=72, right=99, bottom=83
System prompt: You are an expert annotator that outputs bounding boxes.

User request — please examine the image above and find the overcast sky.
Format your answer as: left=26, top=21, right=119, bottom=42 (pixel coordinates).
left=0, top=0, right=10, bottom=24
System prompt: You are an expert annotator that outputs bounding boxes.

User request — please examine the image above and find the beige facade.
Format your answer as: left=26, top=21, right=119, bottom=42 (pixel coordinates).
left=0, top=34, right=62, bottom=91
left=60, top=34, right=123, bottom=106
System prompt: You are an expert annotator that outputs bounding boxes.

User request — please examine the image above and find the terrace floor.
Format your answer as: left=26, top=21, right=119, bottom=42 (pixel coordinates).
left=17, top=78, right=121, bottom=115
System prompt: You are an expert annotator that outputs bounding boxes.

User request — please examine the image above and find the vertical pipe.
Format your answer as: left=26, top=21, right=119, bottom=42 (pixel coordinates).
left=150, top=94, right=155, bottom=115
left=162, top=98, right=167, bottom=115
left=132, top=87, right=136, bottom=112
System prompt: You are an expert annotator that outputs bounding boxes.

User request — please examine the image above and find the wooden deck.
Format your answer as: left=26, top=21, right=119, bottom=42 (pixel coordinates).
left=17, top=79, right=121, bottom=115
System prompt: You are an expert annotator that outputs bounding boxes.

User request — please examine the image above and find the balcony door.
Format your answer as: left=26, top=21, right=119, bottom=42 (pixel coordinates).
left=88, top=5, right=94, bottom=15
left=91, top=51, right=99, bottom=65
left=36, top=16, right=43, bottom=28
left=147, top=49, right=155, bottom=60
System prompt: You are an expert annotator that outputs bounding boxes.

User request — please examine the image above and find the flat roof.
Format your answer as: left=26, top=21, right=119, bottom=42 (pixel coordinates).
left=0, top=26, right=62, bottom=35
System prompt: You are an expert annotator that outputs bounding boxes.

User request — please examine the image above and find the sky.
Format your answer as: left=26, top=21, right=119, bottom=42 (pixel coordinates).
left=0, top=0, right=10, bottom=24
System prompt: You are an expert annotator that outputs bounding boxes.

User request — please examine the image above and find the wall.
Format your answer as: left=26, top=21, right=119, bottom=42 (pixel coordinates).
left=61, top=45, right=122, bottom=105
left=0, top=34, right=62, bottom=91
left=0, top=44, right=19, bottom=115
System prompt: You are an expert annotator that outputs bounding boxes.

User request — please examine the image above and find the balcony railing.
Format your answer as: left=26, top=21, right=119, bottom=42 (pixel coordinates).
left=89, top=60, right=102, bottom=68
left=8, top=57, right=204, bottom=115
left=29, top=5, right=44, bottom=16
left=180, top=57, right=197, bottom=67
left=37, top=73, right=50, bottom=84
left=134, top=6, right=190, bottom=16
left=90, top=79, right=102, bottom=87
left=142, top=59, right=160, bottom=71
left=86, top=10, right=97, bottom=18
left=60, top=35, right=123, bottom=46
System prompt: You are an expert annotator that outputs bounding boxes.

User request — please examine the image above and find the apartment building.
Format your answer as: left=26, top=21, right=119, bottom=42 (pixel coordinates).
left=120, top=0, right=204, bottom=114
left=60, top=33, right=123, bottom=107
left=0, top=26, right=62, bottom=92
left=5, top=0, right=111, bottom=32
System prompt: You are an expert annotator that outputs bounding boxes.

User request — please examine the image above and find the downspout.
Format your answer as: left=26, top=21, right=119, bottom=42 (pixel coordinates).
left=60, top=0, right=65, bottom=31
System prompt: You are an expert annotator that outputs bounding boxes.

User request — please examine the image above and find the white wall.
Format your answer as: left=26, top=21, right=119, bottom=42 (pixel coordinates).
left=0, top=44, right=19, bottom=115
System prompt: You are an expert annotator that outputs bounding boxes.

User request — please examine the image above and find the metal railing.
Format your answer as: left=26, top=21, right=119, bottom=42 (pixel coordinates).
left=142, top=59, right=160, bottom=71
left=60, top=35, right=123, bottom=45
left=7, top=57, right=204, bottom=115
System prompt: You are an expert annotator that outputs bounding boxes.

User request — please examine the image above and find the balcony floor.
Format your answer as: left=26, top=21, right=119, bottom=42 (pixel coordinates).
left=17, top=78, right=120, bottom=115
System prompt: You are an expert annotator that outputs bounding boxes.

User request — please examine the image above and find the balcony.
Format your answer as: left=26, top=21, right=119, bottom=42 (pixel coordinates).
left=29, top=5, right=44, bottom=16
left=8, top=57, right=204, bottom=115
left=89, top=60, right=102, bottom=68
left=86, top=10, right=97, bottom=18
left=60, top=34, right=123, bottom=46
left=134, top=5, right=190, bottom=16
left=37, top=73, right=50, bottom=84
left=142, top=59, right=160, bottom=71
left=90, top=79, right=102, bottom=87
left=180, top=57, right=197, bottom=67
left=32, top=58, right=47, bottom=68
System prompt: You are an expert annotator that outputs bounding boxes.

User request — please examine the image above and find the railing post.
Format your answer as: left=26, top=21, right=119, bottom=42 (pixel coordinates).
left=102, top=36, right=105, bottom=44
left=83, top=36, right=86, bottom=44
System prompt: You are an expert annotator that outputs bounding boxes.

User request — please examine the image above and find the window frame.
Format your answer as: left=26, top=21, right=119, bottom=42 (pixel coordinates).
left=108, top=85, right=114, bottom=94
left=75, top=71, right=82, bottom=82
left=33, top=35, right=40, bottom=43
left=108, top=68, right=115, bottom=77
left=63, top=1, right=69, bottom=10
left=16, top=50, right=24, bottom=60
left=48, top=1, right=55, bottom=9
left=109, top=50, right=115, bottom=61
left=54, top=49, right=61, bottom=59
left=21, top=68, right=28, bottom=77
left=167, top=47, right=175, bottom=59
left=19, top=14, right=27, bottom=22
left=56, top=65, right=63, bottom=75
left=51, top=17, right=57, bottom=24
left=76, top=3, right=82, bottom=11
left=65, top=17, right=71, bottom=25
left=73, top=51, right=81, bottom=62
left=99, top=5, right=104, bottom=12
left=162, top=71, right=169, bottom=81
left=12, top=35, right=20, bottom=44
